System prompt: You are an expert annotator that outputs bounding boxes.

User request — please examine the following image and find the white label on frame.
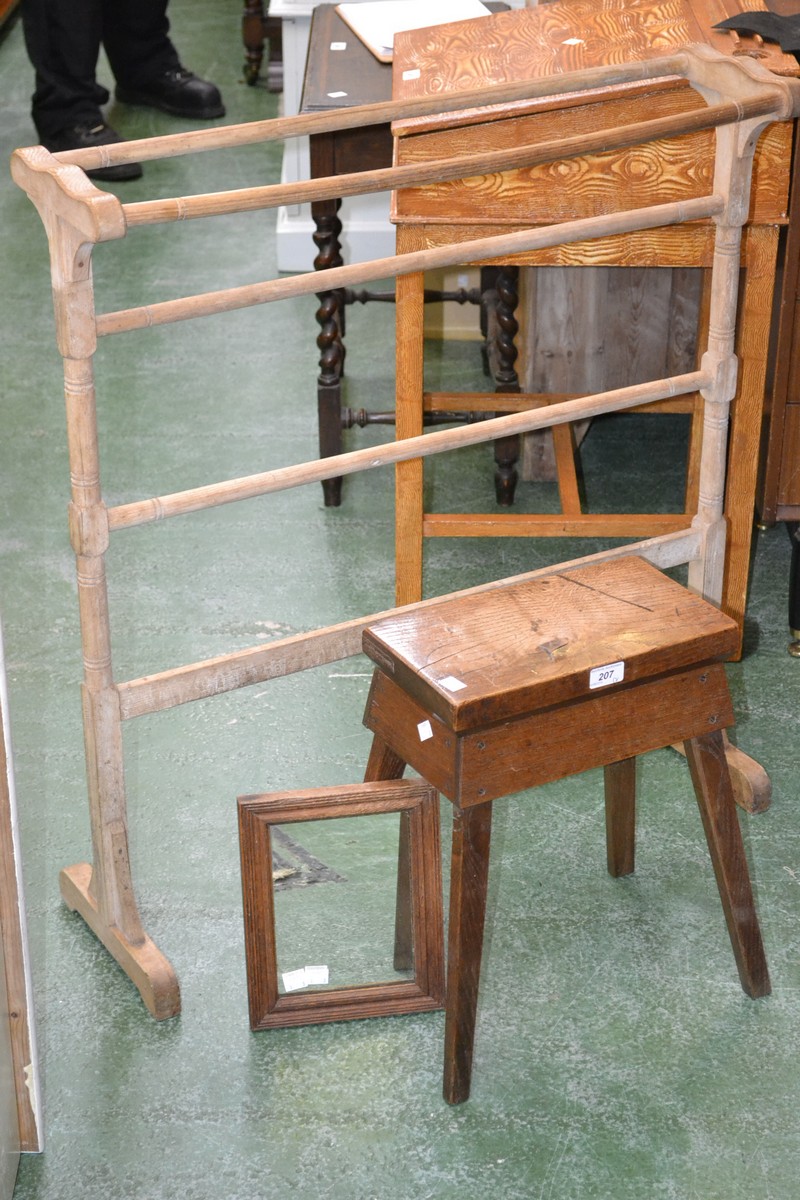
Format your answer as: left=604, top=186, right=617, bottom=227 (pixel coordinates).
left=418, top=720, right=433, bottom=741
left=282, top=968, right=309, bottom=993
left=439, top=675, right=467, bottom=692
left=589, top=661, right=625, bottom=689
left=563, top=37, right=583, bottom=45
left=402, top=68, right=421, bottom=81
left=283, top=965, right=330, bottom=991
left=327, top=90, right=348, bottom=98
left=330, top=41, right=347, bottom=50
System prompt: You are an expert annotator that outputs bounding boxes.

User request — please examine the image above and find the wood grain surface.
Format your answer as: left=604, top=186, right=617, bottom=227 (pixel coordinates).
left=364, top=555, right=739, bottom=730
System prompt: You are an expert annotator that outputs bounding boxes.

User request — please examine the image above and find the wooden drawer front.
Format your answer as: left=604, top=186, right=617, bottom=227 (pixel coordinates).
left=394, top=222, right=719, bottom=268
left=454, top=663, right=734, bottom=806
left=362, top=663, right=734, bottom=807
left=393, top=87, right=790, bottom=226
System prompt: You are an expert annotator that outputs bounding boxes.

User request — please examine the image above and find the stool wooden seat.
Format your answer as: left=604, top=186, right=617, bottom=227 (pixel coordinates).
left=361, top=556, right=770, bottom=1104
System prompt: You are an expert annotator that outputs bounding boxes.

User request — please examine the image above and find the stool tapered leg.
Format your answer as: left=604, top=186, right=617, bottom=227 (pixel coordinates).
left=604, top=757, right=637, bottom=877
left=684, top=731, right=771, bottom=998
left=444, top=802, right=493, bottom=1105
left=364, top=733, right=406, bottom=784
left=364, top=734, right=413, bottom=970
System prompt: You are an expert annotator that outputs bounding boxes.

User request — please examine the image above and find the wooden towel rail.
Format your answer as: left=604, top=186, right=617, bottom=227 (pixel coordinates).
left=11, top=45, right=798, bottom=1020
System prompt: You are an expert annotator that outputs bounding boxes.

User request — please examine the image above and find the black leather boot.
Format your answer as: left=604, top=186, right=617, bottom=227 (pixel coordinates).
left=43, top=122, right=143, bottom=182
left=115, top=67, right=225, bottom=119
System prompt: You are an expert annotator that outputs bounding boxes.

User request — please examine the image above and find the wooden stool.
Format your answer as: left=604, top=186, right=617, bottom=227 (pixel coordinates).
left=361, top=556, right=771, bottom=1104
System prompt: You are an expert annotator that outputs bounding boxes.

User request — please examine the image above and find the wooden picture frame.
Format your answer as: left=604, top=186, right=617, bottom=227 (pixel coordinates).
left=237, top=779, right=444, bottom=1030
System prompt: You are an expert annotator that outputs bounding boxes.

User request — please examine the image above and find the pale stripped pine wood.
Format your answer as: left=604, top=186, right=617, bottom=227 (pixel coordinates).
left=9, top=46, right=797, bottom=1020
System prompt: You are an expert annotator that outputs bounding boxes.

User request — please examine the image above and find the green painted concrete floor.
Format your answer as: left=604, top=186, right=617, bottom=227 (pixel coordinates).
left=2, top=4, right=800, bottom=1196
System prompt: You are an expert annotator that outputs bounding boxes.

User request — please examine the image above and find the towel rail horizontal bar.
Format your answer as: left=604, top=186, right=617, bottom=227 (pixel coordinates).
left=116, top=529, right=700, bottom=718
left=118, top=96, right=773, bottom=228
left=107, top=372, right=709, bottom=530
left=96, top=195, right=724, bottom=336
left=52, top=53, right=695, bottom=168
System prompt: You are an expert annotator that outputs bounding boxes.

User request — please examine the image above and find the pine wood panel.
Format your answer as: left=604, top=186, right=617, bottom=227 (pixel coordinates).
left=524, top=265, right=703, bottom=392
left=391, top=1, right=795, bottom=641
left=392, top=1, right=794, bottom=226
left=394, top=98, right=789, bottom=227
left=394, top=222, right=718, bottom=268
left=392, top=0, right=797, bottom=149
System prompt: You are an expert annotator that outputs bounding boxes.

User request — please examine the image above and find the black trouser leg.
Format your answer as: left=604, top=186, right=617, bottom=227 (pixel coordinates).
left=102, top=0, right=180, bottom=88
left=23, top=0, right=106, bottom=139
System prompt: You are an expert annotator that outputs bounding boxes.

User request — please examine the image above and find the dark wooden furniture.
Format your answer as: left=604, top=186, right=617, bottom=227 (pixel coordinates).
left=238, top=779, right=444, bottom=1029
left=300, top=5, right=394, bottom=506
left=301, top=4, right=505, bottom=507
left=242, top=0, right=283, bottom=90
left=362, top=555, right=771, bottom=1104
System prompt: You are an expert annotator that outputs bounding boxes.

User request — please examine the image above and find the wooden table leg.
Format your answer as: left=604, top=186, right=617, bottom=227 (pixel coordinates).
left=604, top=756, right=636, bottom=878
left=722, top=224, right=780, bottom=654
left=395, top=269, right=426, bottom=606
left=492, top=265, right=521, bottom=506
left=443, top=801, right=493, bottom=1105
left=684, top=730, right=771, bottom=999
left=242, top=0, right=282, bottom=90
left=312, top=195, right=346, bottom=507
left=363, top=733, right=414, bottom=970
left=242, top=0, right=266, bottom=86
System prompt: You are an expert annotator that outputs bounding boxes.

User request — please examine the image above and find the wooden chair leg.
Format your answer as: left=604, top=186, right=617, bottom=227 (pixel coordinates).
left=363, top=734, right=414, bottom=969
left=552, top=420, right=582, bottom=517
left=721, top=224, right=780, bottom=653
left=684, top=730, right=771, bottom=999
left=395, top=270, right=426, bottom=606
left=604, top=756, right=636, bottom=877
left=683, top=267, right=711, bottom=517
left=443, top=802, right=493, bottom=1105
